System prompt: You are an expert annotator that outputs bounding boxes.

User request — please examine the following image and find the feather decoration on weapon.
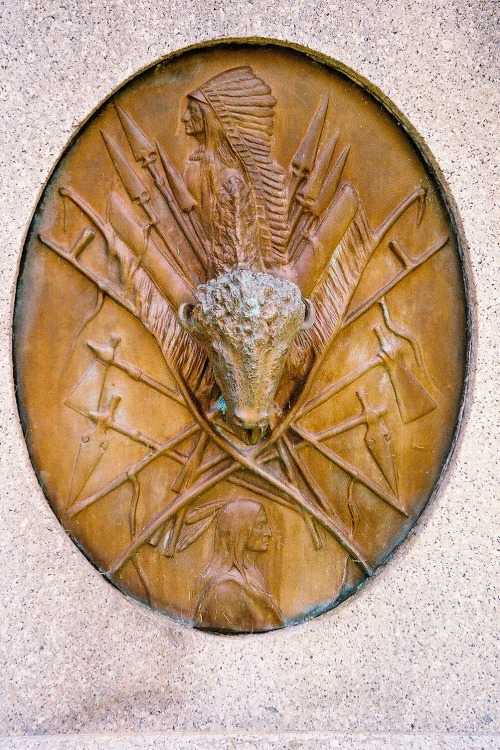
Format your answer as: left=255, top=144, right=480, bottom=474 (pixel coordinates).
left=287, top=178, right=427, bottom=381
left=107, top=215, right=216, bottom=403
left=52, top=185, right=216, bottom=404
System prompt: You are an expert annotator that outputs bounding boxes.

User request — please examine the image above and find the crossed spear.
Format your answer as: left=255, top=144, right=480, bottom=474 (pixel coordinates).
left=38, top=102, right=446, bottom=581
left=49, top=228, right=443, bottom=580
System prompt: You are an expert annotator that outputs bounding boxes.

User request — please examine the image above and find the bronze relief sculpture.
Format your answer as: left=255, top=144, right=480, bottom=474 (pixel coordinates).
left=14, top=42, right=469, bottom=634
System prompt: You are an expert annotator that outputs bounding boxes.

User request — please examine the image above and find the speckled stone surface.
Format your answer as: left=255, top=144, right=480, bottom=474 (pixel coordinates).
left=0, top=1, right=498, bottom=748
left=1, top=733, right=499, bottom=749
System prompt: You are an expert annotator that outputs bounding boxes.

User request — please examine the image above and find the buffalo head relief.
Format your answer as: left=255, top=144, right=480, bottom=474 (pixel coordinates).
left=179, top=269, right=315, bottom=444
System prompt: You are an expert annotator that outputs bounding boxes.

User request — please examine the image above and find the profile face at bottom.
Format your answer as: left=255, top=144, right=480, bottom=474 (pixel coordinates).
left=246, top=509, right=272, bottom=553
left=194, top=499, right=284, bottom=634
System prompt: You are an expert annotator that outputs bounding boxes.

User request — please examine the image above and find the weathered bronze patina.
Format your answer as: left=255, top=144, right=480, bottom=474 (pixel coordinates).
left=14, top=41, right=469, bottom=634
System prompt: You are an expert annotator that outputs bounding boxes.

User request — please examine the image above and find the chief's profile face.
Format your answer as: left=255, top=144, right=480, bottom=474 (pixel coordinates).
left=246, top=508, right=272, bottom=553
left=182, top=99, right=204, bottom=136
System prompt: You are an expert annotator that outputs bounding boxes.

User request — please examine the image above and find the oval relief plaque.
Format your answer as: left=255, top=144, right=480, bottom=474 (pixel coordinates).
left=14, top=41, right=469, bottom=634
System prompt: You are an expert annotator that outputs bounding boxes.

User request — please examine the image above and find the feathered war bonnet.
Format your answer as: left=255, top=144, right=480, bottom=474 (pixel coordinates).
left=188, top=66, right=289, bottom=266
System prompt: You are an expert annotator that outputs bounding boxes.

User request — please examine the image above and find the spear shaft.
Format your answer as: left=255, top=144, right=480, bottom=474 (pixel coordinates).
left=67, top=422, right=201, bottom=518
left=87, top=340, right=184, bottom=407
left=149, top=151, right=206, bottom=268
left=101, top=131, right=197, bottom=286
left=155, top=141, right=208, bottom=265
left=290, top=424, right=407, bottom=516
left=115, top=105, right=206, bottom=269
left=342, top=235, right=448, bottom=330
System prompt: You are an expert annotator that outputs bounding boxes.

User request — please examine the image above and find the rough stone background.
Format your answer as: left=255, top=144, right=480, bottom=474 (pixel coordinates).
left=0, top=1, right=498, bottom=748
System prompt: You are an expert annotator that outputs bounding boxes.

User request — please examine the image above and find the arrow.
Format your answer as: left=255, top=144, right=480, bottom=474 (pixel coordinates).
left=107, top=446, right=374, bottom=578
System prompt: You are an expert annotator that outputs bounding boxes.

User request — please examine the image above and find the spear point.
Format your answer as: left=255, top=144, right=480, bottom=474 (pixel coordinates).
left=312, top=144, right=350, bottom=218
left=291, top=95, right=329, bottom=177
left=297, top=130, right=339, bottom=208
left=115, top=104, right=156, bottom=164
left=101, top=131, right=149, bottom=204
left=67, top=424, right=109, bottom=505
left=416, top=187, right=427, bottom=225
left=87, top=340, right=116, bottom=366
left=374, top=325, right=436, bottom=424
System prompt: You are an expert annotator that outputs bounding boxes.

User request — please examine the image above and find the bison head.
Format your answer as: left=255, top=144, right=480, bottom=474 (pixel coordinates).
left=179, top=269, right=314, bottom=445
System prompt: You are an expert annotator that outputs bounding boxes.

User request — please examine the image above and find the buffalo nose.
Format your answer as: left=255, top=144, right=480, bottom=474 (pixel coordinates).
left=232, top=410, right=269, bottom=445
left=233, top=410, right=269, bottom=430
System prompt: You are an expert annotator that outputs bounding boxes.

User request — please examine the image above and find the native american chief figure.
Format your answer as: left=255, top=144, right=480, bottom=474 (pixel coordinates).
left=175, top=66, right=320, bottom=443
left=181, top=67, right=289, bottom=277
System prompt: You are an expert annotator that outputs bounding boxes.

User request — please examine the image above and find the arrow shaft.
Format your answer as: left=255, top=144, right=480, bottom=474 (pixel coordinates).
left=139, top=197, right=199, bottom=287
left=228, top=473, right=297, bottom=514
left=165, top=432, right=210, bottom=556
left=342, top=235, right=448, bottom=330
left=278, top=438, right=323, bottom=549
left=298, top=356, right=381, bottom=418
left=68, top=422, right=200, bottom=517
left=148, top=160, right=206, bottom=268
left=109, top=354, right=184, bottom=406
left=290, top=424, right=408, bottom=516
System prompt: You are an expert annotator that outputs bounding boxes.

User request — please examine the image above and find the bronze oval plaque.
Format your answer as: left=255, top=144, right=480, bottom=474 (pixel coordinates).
left=14, top=41, right=469, bottom=634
